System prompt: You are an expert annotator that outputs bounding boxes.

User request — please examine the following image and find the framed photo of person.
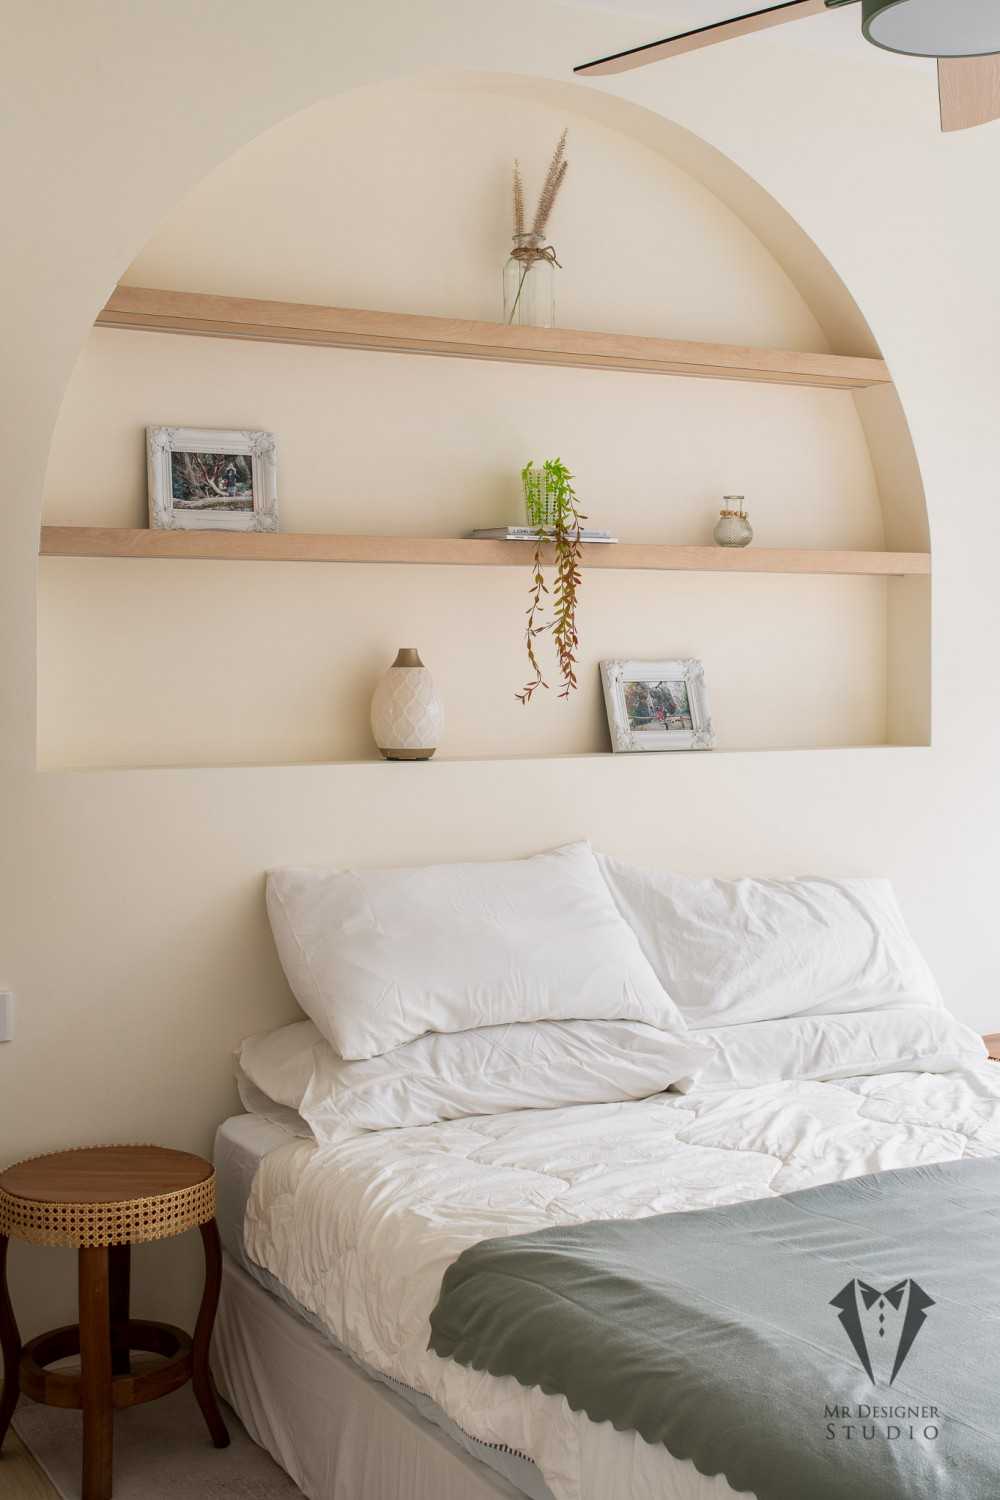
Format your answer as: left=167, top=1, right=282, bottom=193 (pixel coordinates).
left=601, top=659, right=714, bottom=753
left=146, top=426, right=278, bottom=531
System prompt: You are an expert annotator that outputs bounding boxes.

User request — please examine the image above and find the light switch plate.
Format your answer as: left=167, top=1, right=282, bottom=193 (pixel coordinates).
left=0, top=991, right=13, bottom=1042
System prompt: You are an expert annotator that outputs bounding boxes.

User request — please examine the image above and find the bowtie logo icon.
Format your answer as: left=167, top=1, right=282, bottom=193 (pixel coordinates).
left=858, top=1280, right=907, bottom=1312
left=831, top=1279, right=934, bottom=1385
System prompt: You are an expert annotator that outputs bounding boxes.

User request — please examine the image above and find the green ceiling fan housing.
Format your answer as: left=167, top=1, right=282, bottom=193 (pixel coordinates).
left=862, top=0, right=1000, bottom=59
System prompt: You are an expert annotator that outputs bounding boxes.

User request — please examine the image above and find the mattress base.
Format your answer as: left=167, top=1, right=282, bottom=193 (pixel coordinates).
left=213, top=1253, right=543, bottom=1500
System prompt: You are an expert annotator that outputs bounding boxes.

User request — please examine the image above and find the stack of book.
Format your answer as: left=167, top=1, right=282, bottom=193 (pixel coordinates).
left=470, top=526, right=618, bottom=544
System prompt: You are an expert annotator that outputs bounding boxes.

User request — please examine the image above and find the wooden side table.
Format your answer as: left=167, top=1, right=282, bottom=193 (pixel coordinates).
left=985, top=1034, right=1000, bottom=1061
left=0, top=1145, right=229, bottom=1500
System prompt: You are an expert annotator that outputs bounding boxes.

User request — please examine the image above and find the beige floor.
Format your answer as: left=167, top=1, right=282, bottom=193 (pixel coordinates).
left=1, top=1428, right=58, bottom=1499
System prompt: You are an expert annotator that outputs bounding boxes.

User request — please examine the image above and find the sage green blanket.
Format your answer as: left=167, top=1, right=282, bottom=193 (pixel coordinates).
left=429, top=1158, right=1000, bottom=1499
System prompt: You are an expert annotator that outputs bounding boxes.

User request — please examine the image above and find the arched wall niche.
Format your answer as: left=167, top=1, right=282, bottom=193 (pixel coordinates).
left=23, top=1, right=1000, bottom=1356
left=38, top=70, right=930, bottom=769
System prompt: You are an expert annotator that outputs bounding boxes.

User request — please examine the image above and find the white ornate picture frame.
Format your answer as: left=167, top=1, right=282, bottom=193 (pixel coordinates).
left=146, top=426, right=278, bottom=531
left=601, top=659, right=714, bottom=753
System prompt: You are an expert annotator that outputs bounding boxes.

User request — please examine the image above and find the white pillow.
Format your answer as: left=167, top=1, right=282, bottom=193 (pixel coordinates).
left=235, top=1067, right=316, bottom=1138
left=598, top=858, right=943, bottom=1029
left=676, top=1009, right=986, bottom=1093
left=237, top=1017, right=711, bottom=1142
left=266, top=842, right=685, bottom=1060
left=237, top=1018, right=320, bottom=1110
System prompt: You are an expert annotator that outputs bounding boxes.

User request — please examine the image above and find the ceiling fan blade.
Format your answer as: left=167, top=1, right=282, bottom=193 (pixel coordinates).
left=574, top=0, right=831, bottom=78
left=938, top=55, right=1000, bottom=132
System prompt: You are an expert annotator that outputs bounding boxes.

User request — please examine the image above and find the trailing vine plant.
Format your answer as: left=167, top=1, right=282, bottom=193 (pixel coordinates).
left=517, top=458, right=586, bottom=704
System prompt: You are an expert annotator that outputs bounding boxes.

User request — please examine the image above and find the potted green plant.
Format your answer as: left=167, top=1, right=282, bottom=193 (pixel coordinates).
left=517, top=457, right=585, bottom=704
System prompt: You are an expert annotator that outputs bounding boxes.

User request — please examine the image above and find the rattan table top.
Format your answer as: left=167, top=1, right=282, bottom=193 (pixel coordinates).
left=0, top=1145, right=215, bottom=1248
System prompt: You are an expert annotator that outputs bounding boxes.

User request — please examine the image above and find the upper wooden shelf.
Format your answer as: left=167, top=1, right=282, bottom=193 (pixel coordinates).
left=40, top=528, right=929, bottom=576
left=95, top=286, right=891, bottom=392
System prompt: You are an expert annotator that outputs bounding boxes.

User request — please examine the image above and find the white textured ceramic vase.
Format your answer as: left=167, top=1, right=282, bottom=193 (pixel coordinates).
left=370, top=648, right=444, bottom=761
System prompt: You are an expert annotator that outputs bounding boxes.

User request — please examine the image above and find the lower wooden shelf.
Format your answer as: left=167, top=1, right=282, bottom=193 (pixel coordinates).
left=42, top=743, right=930, bottom=774
left=39, top=528, right=930, bottom=577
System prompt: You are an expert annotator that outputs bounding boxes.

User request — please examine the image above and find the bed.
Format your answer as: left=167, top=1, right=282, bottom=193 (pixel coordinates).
left=213, top=1060, right=1000, bottom=1500
left=211, top=844, right=998, bottom=1499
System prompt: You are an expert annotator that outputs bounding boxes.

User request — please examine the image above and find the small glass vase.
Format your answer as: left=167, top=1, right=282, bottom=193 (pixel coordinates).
left=713, top=496, right=753, bottom=548
left=503, top=234, right=556, bottom=328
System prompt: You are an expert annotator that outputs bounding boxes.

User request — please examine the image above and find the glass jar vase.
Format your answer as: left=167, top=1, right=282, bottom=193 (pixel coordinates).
left=503, top=234, right=556, bottom=328
left=713, top=496, right=753, bottom=548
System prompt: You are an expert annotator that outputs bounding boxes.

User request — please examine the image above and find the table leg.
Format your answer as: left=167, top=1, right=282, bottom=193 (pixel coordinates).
left=79, top=1246, right=113, bottom=1500
left=0, top=1235, right=21, bottom=1452
left=192, top=1219, right=229, bottom=1449
left=108, top=1244, right=131, bottom=1377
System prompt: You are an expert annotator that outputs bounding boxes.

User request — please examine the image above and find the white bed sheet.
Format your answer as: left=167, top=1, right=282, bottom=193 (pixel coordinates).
left=243, top=1062, right=1000, bottom=1500
left=215, top=1113, right=295, bottom=1262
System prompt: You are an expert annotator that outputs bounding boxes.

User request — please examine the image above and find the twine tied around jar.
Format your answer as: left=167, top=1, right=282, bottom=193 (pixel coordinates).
left=510, top=240, right=562, bottom=269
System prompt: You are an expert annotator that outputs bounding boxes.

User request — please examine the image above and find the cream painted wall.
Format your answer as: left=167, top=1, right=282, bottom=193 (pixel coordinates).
left=0, top=0, right=995, bottom=1340
left=40, top=81, right=890, bottom=768
left=117, top=81, right=836, bottom=346
left=39, top=559, right=888, bottom=766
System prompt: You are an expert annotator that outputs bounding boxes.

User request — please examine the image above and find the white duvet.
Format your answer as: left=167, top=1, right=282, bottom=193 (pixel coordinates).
left=244, top=1064, right=1000, bottom=1500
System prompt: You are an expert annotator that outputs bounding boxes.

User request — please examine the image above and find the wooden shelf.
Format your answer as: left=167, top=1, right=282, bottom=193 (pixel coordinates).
left=43, top=744, right=931, bottom=774
left=39, top=528, right=930, bottom=576
left=95, top=286, right=891, bottom=392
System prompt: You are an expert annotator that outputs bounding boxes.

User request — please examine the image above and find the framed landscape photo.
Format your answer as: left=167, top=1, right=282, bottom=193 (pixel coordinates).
left=146, top=426, right=278, bottom=531
left=601, top=659, right=714, bottom=753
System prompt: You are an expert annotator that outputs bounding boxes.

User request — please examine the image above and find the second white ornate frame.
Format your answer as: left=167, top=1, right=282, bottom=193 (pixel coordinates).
left=601, top=658, right=715, bottom=753
left=146, top=426, right=278, bottom=532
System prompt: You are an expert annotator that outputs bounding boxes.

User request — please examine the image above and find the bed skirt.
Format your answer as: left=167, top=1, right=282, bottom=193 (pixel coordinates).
left=212, top=1254, right=531, bottom=1500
